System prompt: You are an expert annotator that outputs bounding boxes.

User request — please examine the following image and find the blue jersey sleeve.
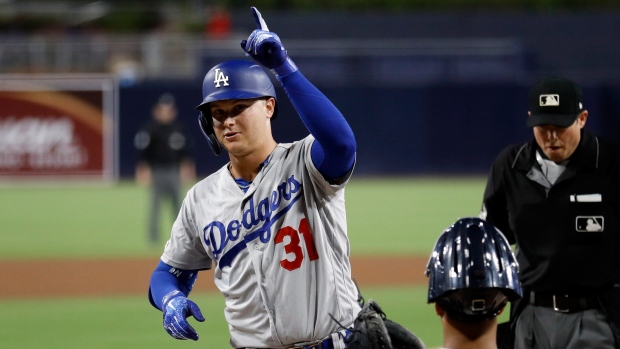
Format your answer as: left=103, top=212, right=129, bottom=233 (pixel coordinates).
left=148, top=260, right=199, bottom=310
left=277, top=71, right=356, bottom=182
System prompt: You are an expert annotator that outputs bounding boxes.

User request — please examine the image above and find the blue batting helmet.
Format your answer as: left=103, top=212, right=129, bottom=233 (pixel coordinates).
left=195, top=59, right=278, bottom=155
left=425, top=217, right=522, bottom=322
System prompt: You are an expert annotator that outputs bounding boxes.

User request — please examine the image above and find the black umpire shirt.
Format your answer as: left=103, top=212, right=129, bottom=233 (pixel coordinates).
left=135, top=121, right=190, bottom=168
left=481, top=130, right=620, bottom=295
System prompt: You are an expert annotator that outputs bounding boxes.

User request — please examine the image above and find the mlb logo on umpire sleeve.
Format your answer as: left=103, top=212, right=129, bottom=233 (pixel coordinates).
left=576, top=216, right=604, bottom=232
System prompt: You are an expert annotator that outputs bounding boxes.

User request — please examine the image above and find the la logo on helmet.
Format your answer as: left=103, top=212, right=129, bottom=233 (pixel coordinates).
left=214, top=69, right=230, bottom=88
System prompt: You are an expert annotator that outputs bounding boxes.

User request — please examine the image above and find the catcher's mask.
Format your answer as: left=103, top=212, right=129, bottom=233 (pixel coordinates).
left=195, top=59, right=278, bottom=155
left=425, top=217, right=522, bottom=323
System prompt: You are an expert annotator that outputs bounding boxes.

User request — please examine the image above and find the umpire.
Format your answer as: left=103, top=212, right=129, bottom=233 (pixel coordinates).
left=134, top=93, right=195, bottom=244
left=480, top=77, right=620, bottom=349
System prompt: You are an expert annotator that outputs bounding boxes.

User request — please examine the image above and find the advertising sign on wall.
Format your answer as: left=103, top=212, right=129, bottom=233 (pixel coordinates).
left=0, top=75, right=117, bottom=182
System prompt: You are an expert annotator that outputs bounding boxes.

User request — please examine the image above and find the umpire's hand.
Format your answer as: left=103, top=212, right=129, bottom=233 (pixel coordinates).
left=162, top=291, right=205, bottom=341
left=240, top=6, right=298, bottom=76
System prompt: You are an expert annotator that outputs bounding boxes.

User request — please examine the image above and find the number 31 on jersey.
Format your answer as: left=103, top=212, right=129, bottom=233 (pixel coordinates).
left=274, top=218, right=319, bottom=271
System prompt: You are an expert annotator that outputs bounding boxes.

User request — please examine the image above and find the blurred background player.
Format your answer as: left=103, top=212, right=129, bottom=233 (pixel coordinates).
left=134, top=93, right=195, bottom=245
left=480, top=77, right=620, bottom=349
left=426, top=217, right=522, bottom=349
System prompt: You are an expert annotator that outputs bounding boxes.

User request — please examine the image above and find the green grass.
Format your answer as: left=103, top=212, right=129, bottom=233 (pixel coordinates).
left=0, top=177, right=486, bottom=259
left=0, top=177, right=490, bottom=349
left=0, top=285, right=511, bottom=349
left=0, top=292, right=229, bottom=349
left=346, top=176, right=486, bottom=255
left=0, top=181, right=172, bottom=259
left=0, top=286, right=451, bottom=349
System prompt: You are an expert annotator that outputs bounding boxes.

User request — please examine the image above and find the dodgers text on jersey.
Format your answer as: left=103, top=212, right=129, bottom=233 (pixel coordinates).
left=203, top=175, right=303, bottom=268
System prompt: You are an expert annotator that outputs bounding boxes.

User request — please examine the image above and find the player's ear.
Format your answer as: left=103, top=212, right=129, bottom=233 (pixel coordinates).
left=434, top=302, right=444, bottom=316
left=265, top=97, right=276, bottom=119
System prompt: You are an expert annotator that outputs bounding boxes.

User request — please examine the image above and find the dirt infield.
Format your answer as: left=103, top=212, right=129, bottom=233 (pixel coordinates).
left=0, top=255, right=429, bottom=299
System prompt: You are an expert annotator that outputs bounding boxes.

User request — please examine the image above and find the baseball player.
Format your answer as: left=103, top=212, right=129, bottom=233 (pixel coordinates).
left=147, top=7, right=361, bottom=349
left=425, top=217, right=522, bottom=349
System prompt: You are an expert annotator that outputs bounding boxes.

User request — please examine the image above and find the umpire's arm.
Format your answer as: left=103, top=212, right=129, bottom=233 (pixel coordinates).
left=480, top=162, right=515, bottom=244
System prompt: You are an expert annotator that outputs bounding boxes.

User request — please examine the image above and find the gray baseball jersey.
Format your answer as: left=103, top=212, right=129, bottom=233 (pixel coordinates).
left=161, top=135, right=361, bottom=348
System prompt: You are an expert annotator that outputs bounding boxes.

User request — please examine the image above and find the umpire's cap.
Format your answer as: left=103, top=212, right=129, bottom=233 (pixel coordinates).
left=527, top=77, right=584, bottom=128
left=425, top=217, right=522, bottom=323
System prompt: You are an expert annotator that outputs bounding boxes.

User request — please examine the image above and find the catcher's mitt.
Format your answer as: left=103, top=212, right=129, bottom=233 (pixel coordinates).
left=346, top=299, right=393, bottom=349
left=344, top=298, right=426, bottom=349
left=383, top=319, right=426, bottom=349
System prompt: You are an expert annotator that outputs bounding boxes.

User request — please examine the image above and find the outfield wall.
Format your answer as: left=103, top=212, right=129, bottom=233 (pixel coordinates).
left=118, top=81, right=618, bottom=178
left=109, top=11, right=620, bottom=179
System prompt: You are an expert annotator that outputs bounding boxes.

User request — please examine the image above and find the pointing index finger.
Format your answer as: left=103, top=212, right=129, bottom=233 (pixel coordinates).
left=251, top=7, right=269, bottom=31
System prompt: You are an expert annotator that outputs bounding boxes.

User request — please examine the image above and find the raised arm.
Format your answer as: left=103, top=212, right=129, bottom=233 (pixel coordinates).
left=241, top=7, right=356, bottom=182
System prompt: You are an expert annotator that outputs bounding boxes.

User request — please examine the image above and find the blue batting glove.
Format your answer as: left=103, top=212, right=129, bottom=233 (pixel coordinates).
left=162, top=290, right=205, bottom=341
left=240, top=7, right=298, bottom=76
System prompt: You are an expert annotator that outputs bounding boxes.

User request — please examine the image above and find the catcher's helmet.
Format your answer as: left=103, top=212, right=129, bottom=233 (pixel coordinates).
left=425, top=217, right=522, bottom=323
left=195, top=59, right=278, bottom=155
